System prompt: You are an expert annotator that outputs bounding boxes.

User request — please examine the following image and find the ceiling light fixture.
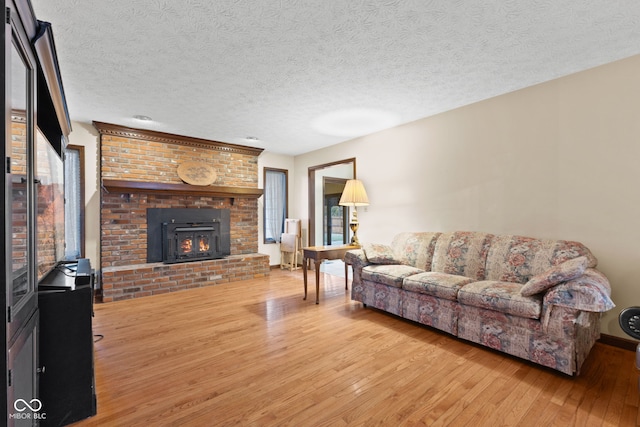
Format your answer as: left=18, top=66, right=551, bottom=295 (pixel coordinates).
left=133, top=115, right=153, bottom=121
left=311, top=108, right=401, bottom=138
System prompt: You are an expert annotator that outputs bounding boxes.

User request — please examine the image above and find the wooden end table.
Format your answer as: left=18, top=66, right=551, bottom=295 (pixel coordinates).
left=302, top=244, right=360, bottom=304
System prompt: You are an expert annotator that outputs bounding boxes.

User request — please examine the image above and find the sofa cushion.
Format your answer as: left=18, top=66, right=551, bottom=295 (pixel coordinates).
left=362, top=265, right=424, bottom=288
left=402, top=272, right=473, bottom=301
left=362, top=243, right=401, bottom=265
left=458, top=280, right=542, bottom=320
left=431, top=231, right=494, bottom=280
left=390, top=232, right=441, bottom=270
left=484, top=235, right=597, bottom=284
left=520, top=256, right=589, bottom=296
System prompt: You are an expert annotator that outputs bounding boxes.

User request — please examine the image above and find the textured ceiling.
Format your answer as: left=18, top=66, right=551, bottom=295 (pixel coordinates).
left=30, top=0, right=640, bottom=155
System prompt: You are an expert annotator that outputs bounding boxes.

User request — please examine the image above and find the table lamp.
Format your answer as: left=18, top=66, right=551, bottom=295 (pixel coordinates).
left=339, top=179, right=369, bottom=246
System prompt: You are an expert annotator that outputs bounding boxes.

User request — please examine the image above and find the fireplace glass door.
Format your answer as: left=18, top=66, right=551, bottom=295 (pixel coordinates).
left=162, top=221, right=224, bottom=264
left=176, top=227, right=215, bottom=259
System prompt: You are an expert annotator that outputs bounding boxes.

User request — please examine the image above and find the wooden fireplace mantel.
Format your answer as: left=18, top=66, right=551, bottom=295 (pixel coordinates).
left=102, top=179, right=263, bottom=201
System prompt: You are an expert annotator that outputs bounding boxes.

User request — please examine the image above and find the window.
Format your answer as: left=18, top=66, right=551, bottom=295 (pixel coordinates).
left=64, top=145, right=85, bottom=259
left=263, top=168, right=288, bottom=244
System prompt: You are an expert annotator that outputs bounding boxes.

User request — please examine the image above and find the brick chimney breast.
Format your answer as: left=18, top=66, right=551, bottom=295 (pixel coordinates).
left=95, top=122, right=269, bottom=302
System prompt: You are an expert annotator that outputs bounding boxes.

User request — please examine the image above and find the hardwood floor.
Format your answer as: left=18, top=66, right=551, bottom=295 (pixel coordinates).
left=73, top=269, right=639, bottom=426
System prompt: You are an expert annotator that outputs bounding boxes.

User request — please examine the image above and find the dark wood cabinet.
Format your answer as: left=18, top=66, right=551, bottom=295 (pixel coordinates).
left=38, top=268, right=96, bottom=426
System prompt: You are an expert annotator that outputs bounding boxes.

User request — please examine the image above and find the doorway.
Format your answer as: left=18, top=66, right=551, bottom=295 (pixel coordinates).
left=323, top=177, right=349, bottom=245
left=308, top=158, right=356, bottom=246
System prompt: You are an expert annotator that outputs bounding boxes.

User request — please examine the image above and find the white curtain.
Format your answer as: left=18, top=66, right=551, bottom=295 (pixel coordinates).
left=64, top=148, right=82, bottom=259
left=264, top=170, right=286, bottom=242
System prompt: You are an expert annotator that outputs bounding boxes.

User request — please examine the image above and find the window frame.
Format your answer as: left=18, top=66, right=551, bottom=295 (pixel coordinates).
left=263, top=167, right=288, bottom=244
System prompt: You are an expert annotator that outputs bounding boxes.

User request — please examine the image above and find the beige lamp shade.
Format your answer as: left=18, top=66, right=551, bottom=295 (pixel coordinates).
left=339, top=179, right=369, bottom=206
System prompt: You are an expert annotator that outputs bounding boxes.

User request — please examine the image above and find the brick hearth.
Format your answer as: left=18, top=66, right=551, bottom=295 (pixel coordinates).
left=95, top=122, right=269, bottom=302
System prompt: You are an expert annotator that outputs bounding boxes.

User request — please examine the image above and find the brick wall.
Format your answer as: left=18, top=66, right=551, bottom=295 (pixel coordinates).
left=101, top=135, right=258, bottom=187
left=101, top=193, right=258, bottom=266
left=95, top=122, right=268, bottom=302
left=101, top=254, right=269, bottom=302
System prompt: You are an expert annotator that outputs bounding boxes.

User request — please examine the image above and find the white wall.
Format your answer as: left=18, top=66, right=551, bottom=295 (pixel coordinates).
left=292, top=54, right=640, bottom=339
left=257, top=151, right=295, bottom=266
left=73, top=54, right=640, bottom=338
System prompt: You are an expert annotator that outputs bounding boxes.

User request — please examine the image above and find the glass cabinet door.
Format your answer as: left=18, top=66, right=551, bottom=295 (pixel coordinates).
left=5, top=8, right=40, bottom=425
left=9, top=41, right=31, bottom=312
left=7, top=32, right=37, bottom=342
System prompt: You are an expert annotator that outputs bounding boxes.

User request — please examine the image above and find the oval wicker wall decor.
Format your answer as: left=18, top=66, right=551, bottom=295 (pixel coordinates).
left=177, top=161, right=217, bottom=186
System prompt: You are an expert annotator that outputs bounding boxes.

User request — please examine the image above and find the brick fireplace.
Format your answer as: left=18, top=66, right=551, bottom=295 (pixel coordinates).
left=95, top=121, right=269, bottom=302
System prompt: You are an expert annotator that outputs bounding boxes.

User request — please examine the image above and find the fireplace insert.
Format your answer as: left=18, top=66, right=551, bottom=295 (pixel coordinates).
left=147, top=208, right=230, bottom=264
left=162, top=221, right=222, bottom=263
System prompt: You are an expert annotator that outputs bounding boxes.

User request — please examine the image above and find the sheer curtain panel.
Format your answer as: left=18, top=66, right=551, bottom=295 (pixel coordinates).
left=264, top=169, right=287, bottom=243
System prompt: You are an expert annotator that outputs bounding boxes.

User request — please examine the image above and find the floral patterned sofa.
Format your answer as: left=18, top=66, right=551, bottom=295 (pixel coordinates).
left=345, top=231, right=615, bottom=375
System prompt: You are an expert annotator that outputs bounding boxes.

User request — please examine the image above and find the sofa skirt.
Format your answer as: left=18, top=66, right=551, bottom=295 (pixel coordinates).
left=402, top=293, right=458, bottom=335
left=457, top=304, right=600, bottom=375
left=357, top=280, right=403, bottom=316
left=352, top=280, right=601, bottom=376
left=353, top=281, right=458, bottom=335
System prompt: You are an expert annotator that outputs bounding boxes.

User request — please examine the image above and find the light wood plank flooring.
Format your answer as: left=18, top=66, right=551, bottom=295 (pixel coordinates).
left=73, top=269, right=639, bottom=426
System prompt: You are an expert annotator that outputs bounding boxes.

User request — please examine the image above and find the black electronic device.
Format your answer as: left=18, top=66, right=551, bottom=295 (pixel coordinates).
left=74, top=258, right=92, bottom=285
left=39, top=258, right=94, bottom=290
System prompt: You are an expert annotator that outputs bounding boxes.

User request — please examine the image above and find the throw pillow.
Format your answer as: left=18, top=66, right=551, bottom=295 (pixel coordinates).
left=362, top=243, right=400, bottom=265
left=520, top=256, right=589, bottom=296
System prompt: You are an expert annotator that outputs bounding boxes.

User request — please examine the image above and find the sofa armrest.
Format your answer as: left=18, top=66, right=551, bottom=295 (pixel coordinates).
left=345, top=249, right=370, bottom=270
left=543, top=268, right=615, bottom=312
left=345, top=249, right=370, bottom=289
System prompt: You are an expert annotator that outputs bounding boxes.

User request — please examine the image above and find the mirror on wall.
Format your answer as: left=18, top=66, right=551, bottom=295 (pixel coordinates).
left=308, top=158, right=355, bottom=246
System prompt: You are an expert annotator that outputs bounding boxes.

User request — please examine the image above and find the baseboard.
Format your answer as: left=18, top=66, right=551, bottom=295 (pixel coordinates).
left=598, top=333, right=639, bottom=351
left=270, top=264, right=302, bottom=270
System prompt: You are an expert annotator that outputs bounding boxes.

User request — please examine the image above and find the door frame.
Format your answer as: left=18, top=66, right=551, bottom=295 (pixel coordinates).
left=308, top=158, right=356, bottom=246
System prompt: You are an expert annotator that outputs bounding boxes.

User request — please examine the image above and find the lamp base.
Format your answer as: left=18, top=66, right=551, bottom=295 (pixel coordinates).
left=349, top=222, right=360, bottom=246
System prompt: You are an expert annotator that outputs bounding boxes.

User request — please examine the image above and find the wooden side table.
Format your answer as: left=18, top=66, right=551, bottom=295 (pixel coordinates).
left=302, top=244, right=360, bottom=304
